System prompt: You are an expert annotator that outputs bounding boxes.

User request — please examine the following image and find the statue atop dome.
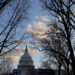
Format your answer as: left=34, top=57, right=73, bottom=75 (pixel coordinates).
left=25, top=45, right=28, bottom=53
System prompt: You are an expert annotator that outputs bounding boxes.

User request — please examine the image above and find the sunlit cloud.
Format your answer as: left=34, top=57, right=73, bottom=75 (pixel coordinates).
left=35, top=15, right=51, bottom=22
left=26, top=21, right=49, bottom=39
left=35, top=16, right=39, bottom=19
left=15, top=47, right=39, bottom=55
left=0, top=47, right=39, bottom=63
left=26, top=24, right=32, bottom=32
left=28, top=49, right=39, bottom=55
left=40, top=15, right=50, bottom=22
left=9, top=56, right=19, bottom=63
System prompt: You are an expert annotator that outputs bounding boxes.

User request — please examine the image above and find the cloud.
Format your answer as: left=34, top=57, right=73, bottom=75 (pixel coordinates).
left=40, top=15, right=50, bottom=22
left=26, top=21, right=49, bottom=39
left=9, top=56, right=19, bottom=63
left=0, top=47, right=39, bottom=63
left=0, top=55, right=19, bottom=63
left=15, top=47, right=39, bottom=55
left=28, top=49, right=39, bottom=55
left=26, top=24, right=32, bottom=32
left=35, top=15, right=51, bottom=22
left=0, top=50, right=24, bottom=63
left=35, top=16, right=39, bottom=19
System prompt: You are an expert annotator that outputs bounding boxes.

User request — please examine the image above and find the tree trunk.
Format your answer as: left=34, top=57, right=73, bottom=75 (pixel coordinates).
left=58, top=63, right=61, bottom=75
left=67, top=63, right=70, bottom=75
left=63, top=19, right=75, bottom=75
left=58, top=53, right=62, bottom=75
left=68, top=37, right=75, bottom=75
left=72, top=61, right=75, bottom=75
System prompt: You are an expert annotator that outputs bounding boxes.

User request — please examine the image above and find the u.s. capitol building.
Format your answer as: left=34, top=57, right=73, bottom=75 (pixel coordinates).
left=13, top=46, right=69, bottom=75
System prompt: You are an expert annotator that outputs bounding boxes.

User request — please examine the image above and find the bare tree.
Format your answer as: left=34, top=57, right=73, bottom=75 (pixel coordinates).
left=0, top=57, right=13, bottom=74
left=0, top=0, right=29, bottom=55
left=40, top=60, right=51, bottom=69
left=40, top=23, right=69, bottom=75
left=42, top=21, right=75, bottom=74
left=40, top=0, right=75, bottom=75
left=0, top=0, right=12, bottom=12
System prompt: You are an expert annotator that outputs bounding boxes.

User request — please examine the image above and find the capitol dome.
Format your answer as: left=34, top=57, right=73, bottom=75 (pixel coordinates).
left=18, top=46, right=34, bottom=70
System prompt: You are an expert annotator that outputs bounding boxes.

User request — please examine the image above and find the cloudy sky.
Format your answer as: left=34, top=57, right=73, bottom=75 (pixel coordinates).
left=0, top=0, right=75, bottom=70
left=0, top=0, right=51, bottom=69
left=16, top=0, right=52, bottom=69
left=23, top=0, right=50, bottom=68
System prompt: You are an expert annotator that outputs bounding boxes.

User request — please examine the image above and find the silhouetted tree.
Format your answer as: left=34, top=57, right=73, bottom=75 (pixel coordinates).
left=40, top=23, right=69, bottom=75
left=0, top=57, right=13, bottom=74
left=40, top=0, right=75, bottom=75
left=0, top=0, right=12, bottom=12
left=40, top=58, right=51, bottom=69
left=0, top=0, right=29, bottom=55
